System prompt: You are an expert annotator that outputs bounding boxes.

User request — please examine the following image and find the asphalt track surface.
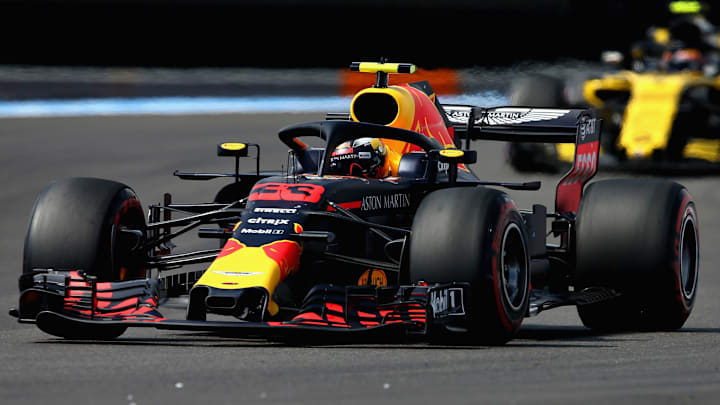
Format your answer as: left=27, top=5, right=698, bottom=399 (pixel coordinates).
left=1, top=113, right=719, bottom=404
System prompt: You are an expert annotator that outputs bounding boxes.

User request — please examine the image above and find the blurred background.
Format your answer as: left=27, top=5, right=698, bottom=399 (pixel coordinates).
left=0, top=0, right=703, bottom=67
left=2, top=0, right=714, bottom=102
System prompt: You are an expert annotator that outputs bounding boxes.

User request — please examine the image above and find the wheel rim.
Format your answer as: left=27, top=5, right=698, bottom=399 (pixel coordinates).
left=679, top=214, right=698, bottom=300
left=501, top=223, right=528, bottom=311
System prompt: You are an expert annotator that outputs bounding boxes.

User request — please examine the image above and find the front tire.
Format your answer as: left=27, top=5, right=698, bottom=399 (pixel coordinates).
left=575, top=179, right=699, bottom=331
left=23, top=177, right=148, bottom=283
left=22, top=178, right=148, bottom=339
left=409, top=187, right=530, bottom=345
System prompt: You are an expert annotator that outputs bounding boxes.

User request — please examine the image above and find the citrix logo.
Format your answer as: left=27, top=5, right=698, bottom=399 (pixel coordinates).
left=247, top=217, right=290, bottom=226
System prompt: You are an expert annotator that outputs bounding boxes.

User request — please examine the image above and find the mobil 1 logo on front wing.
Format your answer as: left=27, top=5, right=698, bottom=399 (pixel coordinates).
left=429, top=286, right=465, bottom=318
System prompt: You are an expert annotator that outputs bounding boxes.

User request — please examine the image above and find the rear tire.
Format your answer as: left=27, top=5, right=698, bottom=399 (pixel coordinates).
left=409, top=187, right=530, bottom=345
left=575, top=179, right=699, bottom=331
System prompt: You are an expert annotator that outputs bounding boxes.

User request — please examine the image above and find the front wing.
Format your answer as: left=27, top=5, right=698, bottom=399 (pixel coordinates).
left=14, top=270, right=471, bottom=342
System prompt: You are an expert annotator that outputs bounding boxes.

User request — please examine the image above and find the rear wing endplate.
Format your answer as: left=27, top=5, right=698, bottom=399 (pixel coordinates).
left=442, top=105, right=601, bottom=214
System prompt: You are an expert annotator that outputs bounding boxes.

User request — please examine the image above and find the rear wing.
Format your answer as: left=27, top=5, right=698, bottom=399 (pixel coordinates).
left=443, top=105, right=586, bottom=144
left=442, top=105, right=602, bottom=214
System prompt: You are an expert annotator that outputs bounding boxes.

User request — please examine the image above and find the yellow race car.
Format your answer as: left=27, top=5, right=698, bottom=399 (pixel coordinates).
left=507, top=9, right=720, bottom=173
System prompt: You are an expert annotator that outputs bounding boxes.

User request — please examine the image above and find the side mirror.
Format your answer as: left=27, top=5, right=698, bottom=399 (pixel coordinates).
left=437, top=149, right=477, bottom=165
left=217, top=142, right=249, bottom=157
left=218, top=142, right=260, bottom=179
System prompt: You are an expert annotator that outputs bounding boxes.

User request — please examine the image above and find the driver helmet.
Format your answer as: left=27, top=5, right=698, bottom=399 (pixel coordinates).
left=663, top=48, right=704, bottom=71
left=328, top=137, right=390, bottom=178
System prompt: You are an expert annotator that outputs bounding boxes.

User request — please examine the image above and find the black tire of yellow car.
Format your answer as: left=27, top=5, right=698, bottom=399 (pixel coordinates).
left=575, top=179, right=699, bottom=331
left=409, top=187, right=530, bottom=345
left=23, top=177, right=149, bottom=338
left=507, top=74, right=565, bottom=173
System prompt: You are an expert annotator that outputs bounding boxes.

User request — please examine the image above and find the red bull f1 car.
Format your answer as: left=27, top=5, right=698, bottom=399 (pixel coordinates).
left=11, top=61, right=700, bottom=345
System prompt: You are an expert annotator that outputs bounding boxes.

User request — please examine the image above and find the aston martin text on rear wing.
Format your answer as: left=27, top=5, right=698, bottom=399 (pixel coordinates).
left=443, top=105, right=602, bottom=214
left=442, top=105, right=599, bottom=144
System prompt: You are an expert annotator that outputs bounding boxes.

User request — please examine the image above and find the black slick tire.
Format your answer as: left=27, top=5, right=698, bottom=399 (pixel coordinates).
left=575, top=179, right=699, bottom=331
left=22, top=177, right=148, bottom=339
left=409, top=187, right=530, bottom=345
left=23, top=177, right=147, bottom=283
